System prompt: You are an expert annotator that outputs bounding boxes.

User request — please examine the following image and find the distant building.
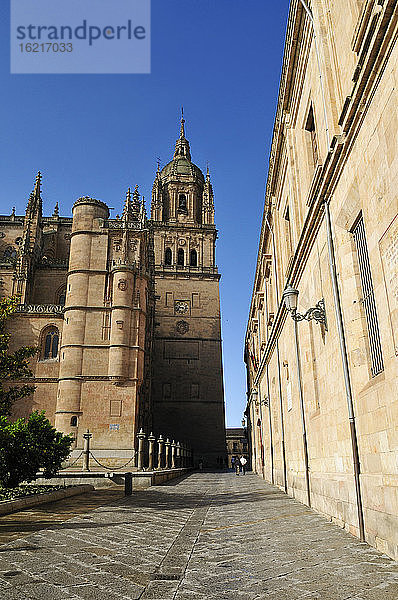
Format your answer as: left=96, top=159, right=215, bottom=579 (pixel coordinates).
left=0, top=115, right=226, bottom=467
left=226, top=428, right=249, bottom=469
left=245, top=1, right=398, bottom=560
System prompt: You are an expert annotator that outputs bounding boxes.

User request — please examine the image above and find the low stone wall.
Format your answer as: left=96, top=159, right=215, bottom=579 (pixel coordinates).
left=34, top=468, right=190, bottom=489
left=0, top=484, right=94, bottom=516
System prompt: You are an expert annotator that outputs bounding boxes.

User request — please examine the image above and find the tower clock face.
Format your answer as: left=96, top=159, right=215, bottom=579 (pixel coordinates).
left=174, top=300, right=190, bottom=315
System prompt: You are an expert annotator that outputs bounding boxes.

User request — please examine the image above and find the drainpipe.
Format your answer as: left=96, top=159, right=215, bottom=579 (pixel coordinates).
left=265, top=366, right=274, bottom=483
left=324, top=202, right=365, bottom=540
left=293, top=319, right=311, bottom=507
left=264, top=214, right=288, bottom=493
left=298, top=0, right=365, bottom=541
left=257, top=305, right=267, bottom=480
left=264, top=274, right=275, bottom=483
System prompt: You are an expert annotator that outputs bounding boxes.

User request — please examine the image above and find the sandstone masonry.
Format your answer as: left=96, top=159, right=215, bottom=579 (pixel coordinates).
left=245, top=0, right=398, bottom=560
left=0, top=117, right=226, bottom=467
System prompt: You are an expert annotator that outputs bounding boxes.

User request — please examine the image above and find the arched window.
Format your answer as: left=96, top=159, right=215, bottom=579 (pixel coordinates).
left=57, top=287, right=66, bottom=306
left=177, top=248, right=185, bottom=266
left=165, top=248, right=172, bottom=265
left=41, top=327, right=59, bottom=360
left=70, top=416, right=78, bottom=427
left=178, top=194, right=188, bottom=214
left=190, top=249, right=197, bottom=267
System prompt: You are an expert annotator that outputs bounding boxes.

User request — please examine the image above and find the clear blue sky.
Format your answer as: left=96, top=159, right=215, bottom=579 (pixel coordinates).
left=0, top=0, right=290, bottom=426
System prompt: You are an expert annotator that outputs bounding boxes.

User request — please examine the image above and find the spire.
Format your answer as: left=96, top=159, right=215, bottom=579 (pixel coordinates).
left=180, top=106, right=185, bottom=138
left=34, top=171, right=42, bottom=198
left=173, top=108, right=191, bottom=161
left=52, top=202, right=59, bottom=218
left=203, top=162, right=215, bottom=225
left=26, top=170, right=43, bottom=220
left=151, top=164, right=163, bottom=221
left=122, top=187, right=133, bottom=221
left=132, top=185, right=141, bottom=215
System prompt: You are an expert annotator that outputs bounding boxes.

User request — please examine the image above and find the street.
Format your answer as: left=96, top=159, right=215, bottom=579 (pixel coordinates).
left=0, top=472, right=397, bottom=599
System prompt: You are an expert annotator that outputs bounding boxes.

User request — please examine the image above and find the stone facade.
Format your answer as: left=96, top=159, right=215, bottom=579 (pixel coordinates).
left=226, top=428, right=249, bottom=469
left=245, top=0, right=398, bottom=560
left=151, top=116, right=226, bottom=467
left=0, top=118, right=226, bottom=467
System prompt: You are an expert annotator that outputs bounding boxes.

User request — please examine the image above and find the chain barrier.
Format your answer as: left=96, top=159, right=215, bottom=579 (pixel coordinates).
left=59, top=451, right=84, bottom=470
left=88, top=451, right=136, bottom=471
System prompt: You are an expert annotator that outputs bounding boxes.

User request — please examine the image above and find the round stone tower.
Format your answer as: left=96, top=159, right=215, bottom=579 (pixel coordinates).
left=55, top=197, right=109, bottom=439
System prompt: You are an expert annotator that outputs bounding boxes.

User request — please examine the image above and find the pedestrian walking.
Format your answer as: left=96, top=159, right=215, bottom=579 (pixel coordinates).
left=239, top=455, right=247, bottom=475
left=235, top=456, right=240, bottom=476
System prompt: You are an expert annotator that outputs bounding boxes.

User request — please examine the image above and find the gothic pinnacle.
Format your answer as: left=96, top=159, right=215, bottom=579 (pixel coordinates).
left=180, top=106, right=185, bottom=138
left=34, top=171, right=42, bottom=197
left=26, top=170, right=43, bottom=219
left=52, top=202, right=59, bottom=217
left=132, top=184, right=141, bottom=217
left=122, top=187, right=132, bottom=220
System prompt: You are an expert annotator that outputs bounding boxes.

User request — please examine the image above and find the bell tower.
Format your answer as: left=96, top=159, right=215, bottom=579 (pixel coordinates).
left=150, top=113, right=226, bottom=467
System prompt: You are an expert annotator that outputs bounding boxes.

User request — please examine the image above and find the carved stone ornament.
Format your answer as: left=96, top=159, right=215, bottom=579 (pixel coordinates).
left=118, top=279, right=127, bottom=291
left=178, top=239, right=186, bottom=246
left=0, top=232, right=5, bottom=239
left=64, top=233, right=71, bottom=240
left=190, top=238, right=198, bottom=248
left=17, top=304, right=64, bottom=314
left=130, top=239, right=138, bottom=251
left=176, top=320, right=189, bottom=334
left=174, top=300, right=190, bottom=315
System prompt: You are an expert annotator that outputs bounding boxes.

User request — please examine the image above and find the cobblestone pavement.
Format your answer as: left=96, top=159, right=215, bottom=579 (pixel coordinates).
left=0, top=472, right=397, bottom=600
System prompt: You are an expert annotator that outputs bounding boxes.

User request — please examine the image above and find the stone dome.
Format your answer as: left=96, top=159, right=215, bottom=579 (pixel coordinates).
left=160, top=156, right=205, bottom=182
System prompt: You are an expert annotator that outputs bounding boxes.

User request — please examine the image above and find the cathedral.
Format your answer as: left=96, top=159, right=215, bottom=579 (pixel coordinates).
left=0, top=116, right=226, bottom=467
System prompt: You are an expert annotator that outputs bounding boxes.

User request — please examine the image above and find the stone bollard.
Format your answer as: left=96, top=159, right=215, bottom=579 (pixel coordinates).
left=157, top=435, right=164, bottom=470
left=165, top=438, right=171, bottom=469
left=176, top=442, right=181, bottom=469
left=171, top=440, right=176, bottom=469
left=82, top=429, right=92, bottom=472
left=137, top=428, right=146, bottom=471
left=148, top=432, right=155, bottom=471
left=124, top=472, right=133, bottom=496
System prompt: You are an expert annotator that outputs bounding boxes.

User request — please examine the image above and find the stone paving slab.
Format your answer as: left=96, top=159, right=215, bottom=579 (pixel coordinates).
left=0, top=473, right=397, bottom=599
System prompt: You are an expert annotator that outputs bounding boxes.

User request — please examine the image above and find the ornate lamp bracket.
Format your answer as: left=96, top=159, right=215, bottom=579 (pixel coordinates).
left=291, top=299, right=327, bottom=330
